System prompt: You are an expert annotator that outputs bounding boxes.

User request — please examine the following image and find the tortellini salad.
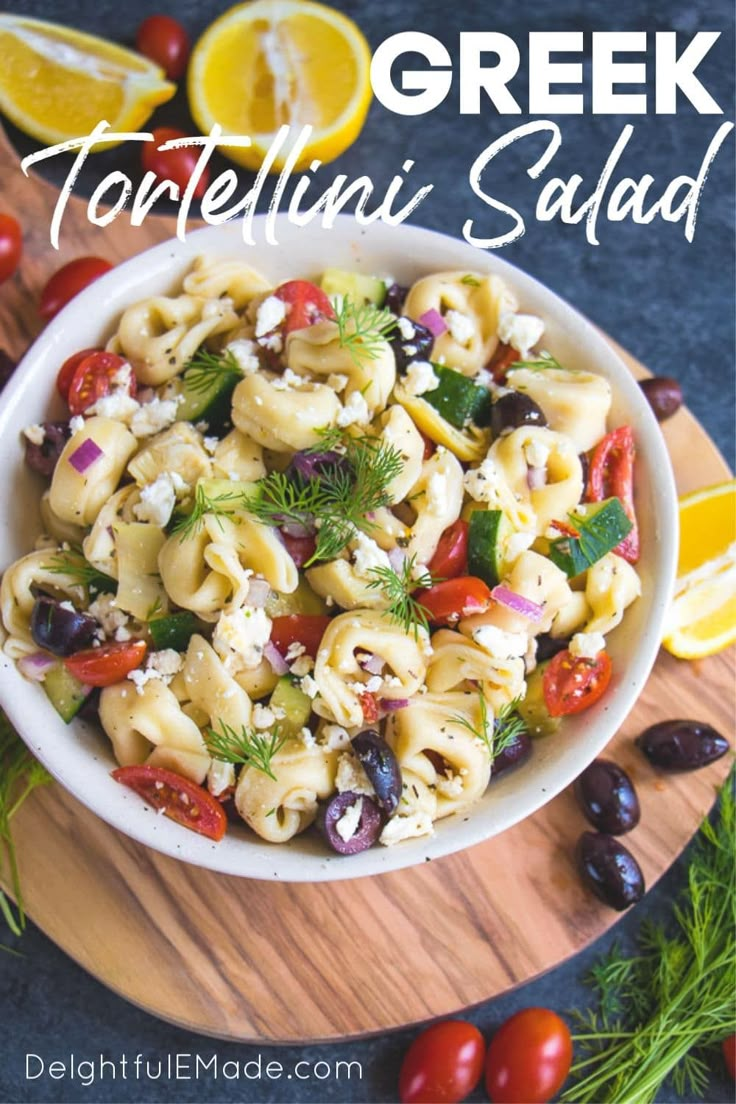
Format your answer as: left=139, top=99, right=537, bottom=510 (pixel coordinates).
left=1, top=258, right=642, bottom=854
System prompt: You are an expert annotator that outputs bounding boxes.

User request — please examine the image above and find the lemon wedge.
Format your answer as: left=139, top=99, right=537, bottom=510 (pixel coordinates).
left=663, top=480, right=736, bottom=659
left=188, top=0, right=372, bottom=171
left=0, top=14, right=175, bottom=147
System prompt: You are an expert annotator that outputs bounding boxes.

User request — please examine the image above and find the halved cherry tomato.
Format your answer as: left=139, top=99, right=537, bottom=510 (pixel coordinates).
left=543, top=648, right=612, bottom=717
left=136, top=14, right=189, bottom=80
left=39, top=257, right=113, bottom=320
left=270, top=614, right=332, bottom=658
left=487, top=340, right=520, bottom=383
left=723, top=1033, right=736, bottom=1079
left=0, top=213, right=22, bottom=284
left=419, top=576, right=492, bottom=626
left=485, top=1007, right=572, bottom=1104
left=359, top=691, right=379, bottom=724
left=280, top=532, right=317, bottom=568
left=429, top=520, right=469, bottom=579
left=587, top=425, right=639, bottom=562
left=419, top=431, right=436, bottom=461
left=67, top=351, right=135, bottom=416
left=112, top=764, right=227, bottom=841
left=273, top=280, right=335, bottom=334
left=399, top=1019, right=485, bottom=1104
left=65, top=640, right=146, bottom=687
left=56, top=347, right=101, bottom=402
left=142, top=127, right=210, bottom=199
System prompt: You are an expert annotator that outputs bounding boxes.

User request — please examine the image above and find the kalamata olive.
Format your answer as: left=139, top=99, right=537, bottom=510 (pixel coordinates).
left=577, top=831, right=645, bottom=911
left=384, top=282, right=409, bottom=316
left=535, top=633, right=570, bottom=662
left=636, top=720, right=729, bottom=771
left=639, top=377, right=683, bottom=421
left=490, top=391, right=547, bottom=437
left=0, top=348, right=16, bottom=390
left=24, top=421, right=72, bottom=477
left=30, top=596, right=98, bottom=656
left=575, top=758, right=640, bottom=834
left=390, top=317, right=435, bottom=374
left=320, top=791, right=382, bottom=855
left=285, top=449, right=348, bottom=484
left=351, top=728, right=402, bottom=815
left=492, top=729, right=532, bottom=776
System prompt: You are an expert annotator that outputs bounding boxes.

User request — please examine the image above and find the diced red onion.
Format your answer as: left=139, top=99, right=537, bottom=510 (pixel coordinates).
left=360, top=653, right=384, bottom=676
left=527, top=466, right=547, bottom=490
left=246, top=578, right=271, bottom=608
left=279, top=520, right=314, bottom=539
left=491, top=585, right=544, bottom=622
left=418, top=309, right=447, bottom=337
left=18, top=652, right=56, bottom=682
left=264, top=640, right=289, bottom=675
left=387, top=546, right=407, bottom=572
left=380, top=698, right=410, bottom=711
left=68, top=438, right=103, bottom=474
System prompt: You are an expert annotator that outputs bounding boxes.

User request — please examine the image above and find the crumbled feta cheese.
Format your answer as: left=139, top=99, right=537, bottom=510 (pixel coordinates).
left=379, top=811, right=434, bottom=846
left=23, top=424, right=46, bottom=446
left=410, top=560, right=433, bottom=587
left=397, top=317, right=416, bottom=341
left=364, top=674, right=383, bottom=694
left=403, top=344, right=417, bottom=356
left=320, top=724, right=351, bottom=750
left=253, top=704, right=276, bottom=729
left=446, top=309, right=475, bottom=346
left=88, top=390, right=140, bottom=421
left=524, top=636, right=538, bottom=675
left=463, top=458, right=501, bottom=503
left=300, top=674, right=320, bottom=699
left=88, top=595, right=129, bottom=638
left=128, top=667, right=161, bottom=694
left=351, top=530, right=392, bottom=578
left=436, top=772, right=464, bottom=798
left=203, top=436, right=219, bottom=455
left=285, top=641, right=306, bottom=662
left=336, top=390, right=371, bottom=428
left=505, top=531, right=536, bottom=562
left=335, top=797, right=363, bottom=843
left=300, top=727, right=316, bottom=748
left=69, top=415, right=85, bottom=434
left=472, top=625, right=528, bottom=659
left=114, top=626, right=132, bottom=642
left=148, top=649, right=184, bottom=677
left=524, top=439, right=550, bottom=470
left=226, top=339, right=260, bottom=375
left=327, top=373, right=349, bottom=392
left=403, top=360, right=439, bottom=397
left=129, top=397, right=181, bottom=438
left=212, top=606, right=272, bottom=672
left=208, top=759, right=235, bottom=797
left=133, top=472, right=178, bottom=527
left=335, top=752, right=375, bottom=796
left=475, top=368, right=493, bottom=387
left=259, top=332, right=283, bottom=354
left=271, top=367, right=307, bottom=391
left=111, top=363, right=133, bottom=389
left=497, top=312, right=545, bottom=357
left=255, top=295, right=287, bottom=337
left=58, top=600, right=75, bottom=612
left=290, top=655, right=314, bottom=677
left=569, top=631, right=606, bottom=660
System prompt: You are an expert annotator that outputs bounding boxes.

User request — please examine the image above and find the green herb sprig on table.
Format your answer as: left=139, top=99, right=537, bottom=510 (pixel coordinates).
left=204, top=720, right=286, bottom=782
left=334, top=297, right=398, bottom=365
left=365, top=554, right=440, bottom=640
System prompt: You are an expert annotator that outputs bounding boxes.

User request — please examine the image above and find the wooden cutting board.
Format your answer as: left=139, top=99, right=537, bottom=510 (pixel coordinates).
left=0, top=129, right=733, bottom=1043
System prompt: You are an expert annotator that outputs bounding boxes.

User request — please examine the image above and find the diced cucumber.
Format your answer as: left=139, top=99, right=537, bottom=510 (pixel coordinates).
left=320, top=268, right=387, bottom=306
left=173, top=366, right=240, bottom=434
left=270, top=676, right=313, bottom=738
left=265, top=576, right=328, bottom=617
left=548, top=498, right=632, bottom=578
left=43, top=663, right=89, bottom=723
left=518, top=663, right=560, bottom=738
left=423, top=364, right=492, bottom=429
left=467, top=509, right=513, bottom=587
left=149, top=612, right=198, bottom=652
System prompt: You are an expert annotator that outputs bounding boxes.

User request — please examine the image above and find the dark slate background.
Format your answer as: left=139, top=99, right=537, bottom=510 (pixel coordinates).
left=0, top=0, right=734, bottom=1101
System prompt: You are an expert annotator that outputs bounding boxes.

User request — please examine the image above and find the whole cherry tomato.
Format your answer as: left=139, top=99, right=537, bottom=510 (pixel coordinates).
left=39, top=257, right=113, bottom=320
left=428, top=520, right=469, bottom=579
left=67, top=351, right=135, bottom=416
left=112, top=764, right=226, bottom=841
left=399, top=1019, right=486, bottom=1104
left=141, top=127, right=210, bottom=199
left=273, top=280, right=335, bottom=334
left=0, top=214, right=22, bottom=283
left=135, top=14, right=189, bottom=80
left=419, top=576, right=492, bottom=626
left=587, top=425, right=639, bottom=562
left=270, top=614, right=332, bottom=658
left=65, top=640, right=146, bottom=687
left=485, top=1008, right=573, bottom=1104
left=543, top=648, right=612, bottom=717
left=723, top=1033, right=736, bottom=1079
left=56, top=348, right=101, bottom=402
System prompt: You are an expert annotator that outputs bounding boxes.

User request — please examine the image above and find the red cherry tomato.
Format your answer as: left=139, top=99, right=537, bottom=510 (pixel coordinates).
left=39, top=257, right=113, bottom=320
left=65, top=640, right=147, bottom=687
left=485, top=1008, right=572, bottom=1104
left=141, top=127, right=210, bottom=199
left=270, top=614, right=332, bottom=658
left=67, top=351, right=135, bottom=416
left=487, top=341, right=519, bottom=383
left=542, top=648, right=612, bottom=717
left=419, top=576, right=492, bottom=626
left=419, top=432, right=436, bottom=460
left=280, top=532, right=317, bottom=568
left=587, top=425, right=639, bottom=562
left=273, top=280, right=335, bottom=334
left=135, top=14, right=189, bottom=80
left=56, top=347, right=101, bottom=402
left=723, top=1033, right=736, bottom=1079
left=359, top=691, right=379, bottom=724
left=112, top=764, right=226, bottom=841
left=0, top=214, right=22, bottom=283
left=428, top=520, right=469, bottom=579
left=399, top=1020, right=485, bottom=1104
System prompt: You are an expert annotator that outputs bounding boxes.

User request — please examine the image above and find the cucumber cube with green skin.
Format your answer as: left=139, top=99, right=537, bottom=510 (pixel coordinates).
left=517, top=662, right=560, bottom=738
left=423, top=364, right=492, bottom=429
left=468, top=509, right=513, bottom=587
left=548, top=498, right=633, bottom=577
left=173, top=369, right=240, bottom=435
left=43, top=662, right=90, bottom=723
left=265, top=576, right=328, bottom=617
left=148, top=612, right=198, bottom=653
left=270, top=676, right=313, bottom=739
left=320, top=268, right=387, bottom=306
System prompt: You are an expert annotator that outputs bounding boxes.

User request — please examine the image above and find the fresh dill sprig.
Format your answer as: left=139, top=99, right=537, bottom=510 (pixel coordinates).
left=43, top=548, right=116, bottom=595
left=451, top=694, right=527, bottom=763
left=181, top=347, right=243, bottom=396
left=0, top=713, right=52, bottom=938
left=334, top=296, right=398, bottom=365
left=172, top=483, right=246, bottom=541
left=365, top=554, right=439, bottom=639
left=562, top=768, right=736, bottom=1103
left=204, top=720, right=286, bottom=782
left=507, top=351, right=566, bottom=373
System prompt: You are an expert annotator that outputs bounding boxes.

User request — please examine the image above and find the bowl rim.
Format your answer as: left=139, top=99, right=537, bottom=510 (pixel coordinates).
left=0, top=215, right=678, bottom=881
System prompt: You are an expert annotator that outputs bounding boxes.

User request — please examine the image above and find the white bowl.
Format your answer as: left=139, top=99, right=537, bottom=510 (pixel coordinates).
left=0, top=217, right=677, bottom=881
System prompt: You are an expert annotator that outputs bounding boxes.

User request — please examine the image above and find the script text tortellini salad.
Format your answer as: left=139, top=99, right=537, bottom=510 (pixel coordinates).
left=1, top=258, right=642, bottom=852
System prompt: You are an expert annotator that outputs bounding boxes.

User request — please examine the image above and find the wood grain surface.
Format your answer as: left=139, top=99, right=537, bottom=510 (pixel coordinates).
left=0, top=127, right=733, bottom=1043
